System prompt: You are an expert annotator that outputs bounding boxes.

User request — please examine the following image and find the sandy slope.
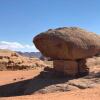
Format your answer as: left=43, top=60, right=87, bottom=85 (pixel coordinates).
left=0, top=69, right=42, bottom=85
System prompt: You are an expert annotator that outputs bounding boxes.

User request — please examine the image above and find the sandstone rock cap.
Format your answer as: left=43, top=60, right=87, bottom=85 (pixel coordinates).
left=33, top=27, right=100, bottom=60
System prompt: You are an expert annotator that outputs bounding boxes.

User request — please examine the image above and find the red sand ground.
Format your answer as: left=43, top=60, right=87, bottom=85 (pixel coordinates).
left=0, top=70, right=100, bottom=100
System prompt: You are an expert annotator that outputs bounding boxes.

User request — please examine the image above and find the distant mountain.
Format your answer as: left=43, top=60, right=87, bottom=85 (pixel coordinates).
left=17, top=51, right=42, bottom=58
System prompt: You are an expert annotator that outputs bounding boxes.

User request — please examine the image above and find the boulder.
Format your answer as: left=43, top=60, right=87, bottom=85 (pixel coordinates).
left=33, top=27, right=100, bottom=60
left=33, top=27, right=100, bottom=76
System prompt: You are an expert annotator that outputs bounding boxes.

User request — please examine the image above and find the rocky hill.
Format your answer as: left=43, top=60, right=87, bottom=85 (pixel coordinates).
left=0, top=49, right=47, bottom=71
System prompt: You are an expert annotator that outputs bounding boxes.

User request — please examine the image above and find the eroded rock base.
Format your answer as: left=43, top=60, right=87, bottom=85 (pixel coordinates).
left=77, top=59, right=89, bottom=77
left=53, top=59, right=89, bottom=77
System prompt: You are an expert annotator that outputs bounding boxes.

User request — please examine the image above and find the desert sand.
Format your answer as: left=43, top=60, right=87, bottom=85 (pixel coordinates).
left=0, top=50, right=100, bottom=100
left=0, top=67, right=100, bottom=100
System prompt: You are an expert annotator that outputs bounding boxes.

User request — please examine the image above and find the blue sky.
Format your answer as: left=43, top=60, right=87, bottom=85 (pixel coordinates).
left=0, top=0, right=100, bottom=52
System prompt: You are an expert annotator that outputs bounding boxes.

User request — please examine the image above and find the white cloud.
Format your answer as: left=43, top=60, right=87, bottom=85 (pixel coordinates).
left=0, top=41, right=39, bottom=52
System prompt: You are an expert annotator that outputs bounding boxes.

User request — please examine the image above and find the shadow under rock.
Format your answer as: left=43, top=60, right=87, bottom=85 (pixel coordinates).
left=0, top=67, right=76, bottom=97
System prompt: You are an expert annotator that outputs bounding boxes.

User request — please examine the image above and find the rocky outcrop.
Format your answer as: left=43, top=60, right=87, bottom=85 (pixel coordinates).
left=0, top=49, right=47, bottom=71
left=33, top=27, right=100, bottom=76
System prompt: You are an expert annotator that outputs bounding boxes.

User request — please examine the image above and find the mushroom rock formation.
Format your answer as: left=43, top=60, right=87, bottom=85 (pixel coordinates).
left=33, top=27, right=100, bottom=76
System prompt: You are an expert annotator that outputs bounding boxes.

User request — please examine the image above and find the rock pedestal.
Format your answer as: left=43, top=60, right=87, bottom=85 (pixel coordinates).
left=33, top=27, right=100, bottom=77
left=53, top=59, right=89, bottom=76
left=77, top=59, right=89, bottom=76
left=53, top=60, right=78, bottom=76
